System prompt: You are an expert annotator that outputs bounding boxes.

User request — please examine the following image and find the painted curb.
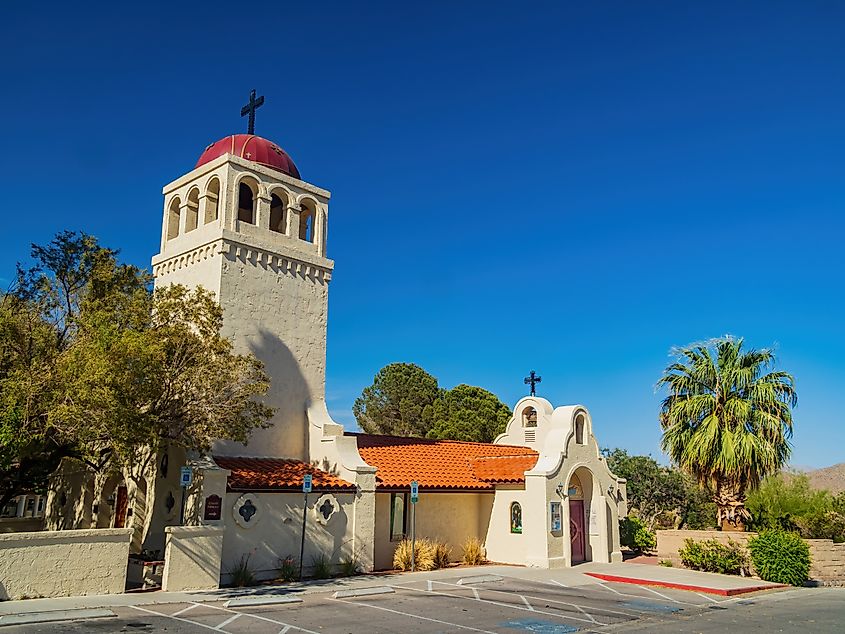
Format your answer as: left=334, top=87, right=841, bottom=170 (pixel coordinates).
left=456, top=575, right=504, bottom=585
left=0, top=608, right=115, bottom=627
left=333, top=586, right=395, bottom=599
left=585, top=572, right=788, bottom=596
left=223, top=596, right=303, bottom=607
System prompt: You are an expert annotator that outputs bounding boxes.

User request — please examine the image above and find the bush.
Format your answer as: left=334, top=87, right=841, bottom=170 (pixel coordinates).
left=796, top=511, right=845, bottom=543
left=619, top=517, right=657, bottom=553
left=277, top=555, right=298, bottom=582
left=228, top=553, right=257, bottom=587
left=678, top=538, right=749, bottom=576
left=432, top=540, right=452, bottom=569
left=393, top=538, right=436, bottom=571
left=461, top=537, right=486, bottom=566
left=339, top=553, right=362, bottom=577
left=310, top=553, right=332, bottom=579
left=748, top=530, right=810, bottom=586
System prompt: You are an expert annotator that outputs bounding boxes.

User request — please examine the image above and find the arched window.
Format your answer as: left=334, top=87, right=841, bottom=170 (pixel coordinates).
left=299, top=199, right=316, bottom=242
left=185, top=188, right=199, bottom=232
left=238, top=181, right=256, bottom=224
left=575, top=413, right=586, bottom=445
left=270, top=193, right=287, bottom=234
left=522, top=407, right=538, bottom=428
left=166, top=197, right=181, bottom=240
left=510, top=502, right=522, bottom=534
left=204, top=177, right=220, bottom=224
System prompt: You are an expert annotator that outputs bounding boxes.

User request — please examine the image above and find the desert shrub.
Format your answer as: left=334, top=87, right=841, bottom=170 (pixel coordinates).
left=619, top=517, right=657, bottom=553
left=277, top=555, right=298, bottom=582
left=658, top=559, right=673, bottom=567
left=747, top=474, right=832, bottom=532
left=461, top=537, right=486, bottom=566
left=339, top=553, right=361, bottom=577
left=748, top=530, right=810, bottom=586
left=678, top=538, right=749, bottom=576
left=393, top=538, right=436, bottom=571
left=795, top=511, right=845, bottom=543
left=310, top=553, right=333, bottom=579
left=228, top=553, right=257, bottom=587
left=432, top=540, right=452, bottom=569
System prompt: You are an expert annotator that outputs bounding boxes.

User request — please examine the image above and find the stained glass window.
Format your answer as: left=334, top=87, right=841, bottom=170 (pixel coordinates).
left=510, top=502, right=522, bottom=534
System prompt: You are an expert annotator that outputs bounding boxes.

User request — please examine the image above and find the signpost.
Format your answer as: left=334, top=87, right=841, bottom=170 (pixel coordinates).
left=179, top=467, right=192, bottom=525
left=299, top=474, right=313, bottom=580
left=410, top=481, right=419, bottom=572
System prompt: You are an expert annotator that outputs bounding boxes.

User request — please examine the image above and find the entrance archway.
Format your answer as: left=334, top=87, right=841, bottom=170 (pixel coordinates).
left=567, top=467, right=594, bottom=564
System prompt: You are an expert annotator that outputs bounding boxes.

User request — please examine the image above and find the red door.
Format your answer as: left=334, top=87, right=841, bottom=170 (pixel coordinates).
left=114, top=486, right=128, bottom=528
left=569, top=500, right=586, bottom=563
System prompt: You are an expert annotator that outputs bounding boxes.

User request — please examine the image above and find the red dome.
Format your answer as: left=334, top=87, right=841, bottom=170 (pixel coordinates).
left=196, top=134, right=300, bottom=179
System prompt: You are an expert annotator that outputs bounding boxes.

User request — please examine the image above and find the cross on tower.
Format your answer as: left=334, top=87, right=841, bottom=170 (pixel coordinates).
left=524, top=370, right=542, bottom=396
left=241, top=89, right=265, bottom=135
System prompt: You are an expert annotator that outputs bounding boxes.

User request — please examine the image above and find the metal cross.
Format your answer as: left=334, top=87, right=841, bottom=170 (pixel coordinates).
left=524, top=370, right=542, bottom=396
left=241, top=89, right=265, bottom=135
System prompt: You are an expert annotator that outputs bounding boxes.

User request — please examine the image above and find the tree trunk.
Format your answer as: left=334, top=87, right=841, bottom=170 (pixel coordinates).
left=714, top=480, right=749, bottom=532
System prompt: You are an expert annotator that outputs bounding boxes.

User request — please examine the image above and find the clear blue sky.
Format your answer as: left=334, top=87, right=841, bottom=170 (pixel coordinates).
left=2, top=2, right=843, bottom=468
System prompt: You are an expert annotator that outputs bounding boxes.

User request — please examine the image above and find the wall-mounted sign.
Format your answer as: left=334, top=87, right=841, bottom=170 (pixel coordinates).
left=410, top=481, right=419, bottom=504
left=204, top=494, right=222, bottom=521
left=303, top=474, right=313, bottom=494
left=549, top=501, right=562, bottom=532
left=589, top=508, right=600, bottom=535
left=180, top=466, right=193, bottom=488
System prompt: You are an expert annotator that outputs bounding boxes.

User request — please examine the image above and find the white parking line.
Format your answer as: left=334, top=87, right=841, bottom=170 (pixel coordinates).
left=519, top=594, right=535, bottom=611
left=196, top=601, right=321, bottom=634
left=130, top=605, right=224, bottom=633
left=640, top=585, right=684, bottom=604
left=215, top=613, right=241, bottom=630
left=593, top=581, right=698, bottom=606
left=333, top=597, right=499, bottom=633
left=172, top=603, right=200, bottom=616
left=695, top=592, right=720, bottom=603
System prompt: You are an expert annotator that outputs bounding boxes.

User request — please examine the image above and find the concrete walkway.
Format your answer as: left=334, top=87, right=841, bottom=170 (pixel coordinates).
left=0, top=562, right=788, bottom=626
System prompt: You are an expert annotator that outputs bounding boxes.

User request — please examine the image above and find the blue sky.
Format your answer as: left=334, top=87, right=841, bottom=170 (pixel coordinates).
left=1, top=2, right=843, bottom=468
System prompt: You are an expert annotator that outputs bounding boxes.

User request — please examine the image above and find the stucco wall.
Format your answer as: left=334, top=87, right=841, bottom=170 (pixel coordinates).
left=486, top=485, right=529, bottom=564
left=162, top=525, right=225, bottom=591
left=0, top=528, right=131, bottom=599
left=221, top=491, right=357, bottom=582
left=0, top=517, right=44, bottom=533
left=372, top=492, right=493, bottom=570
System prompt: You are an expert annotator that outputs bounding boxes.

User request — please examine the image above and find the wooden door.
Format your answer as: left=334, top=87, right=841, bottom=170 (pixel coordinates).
left=114, top=486, right=128, bottom=528
left=569, top=499, right=586, bottom=563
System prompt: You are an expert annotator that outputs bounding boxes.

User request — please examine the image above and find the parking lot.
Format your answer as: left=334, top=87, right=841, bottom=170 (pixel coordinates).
left=11, top=570, right=843, bottom=634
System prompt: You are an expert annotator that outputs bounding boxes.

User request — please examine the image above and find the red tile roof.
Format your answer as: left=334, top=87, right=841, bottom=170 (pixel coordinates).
left=213, top=457, right=356, bottom=492
left=352, top=433, right=538, bottom=490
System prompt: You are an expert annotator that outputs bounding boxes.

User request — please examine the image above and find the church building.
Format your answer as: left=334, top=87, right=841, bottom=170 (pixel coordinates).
left=46, top=97, right=627, bottom=580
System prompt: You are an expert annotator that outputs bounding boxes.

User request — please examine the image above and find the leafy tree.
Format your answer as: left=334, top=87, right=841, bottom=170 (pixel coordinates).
left=353, top=363, right=440, bottom=436
left=427, top=384, right=511, bottom=443
left=0, top=231, right=273, bottom=505
left=603, top=448, right=714, bottom=530
left=658, top=337, right=797, bottom=530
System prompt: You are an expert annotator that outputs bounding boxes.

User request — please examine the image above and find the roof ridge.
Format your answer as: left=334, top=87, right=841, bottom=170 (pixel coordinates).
left=348, top=431, right=533, bottom=450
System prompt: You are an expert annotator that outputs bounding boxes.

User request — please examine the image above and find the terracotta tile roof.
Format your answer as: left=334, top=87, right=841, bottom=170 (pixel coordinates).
left=352, top=433, right=538, bottom=490
left=213, top=457, right=356, bottom=492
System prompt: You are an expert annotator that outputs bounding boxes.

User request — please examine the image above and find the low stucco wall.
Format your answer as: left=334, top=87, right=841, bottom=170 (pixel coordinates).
left=0, top=528, right=131, bottom=599
left=657, top=530, right=845, bottom=582
left=162, top=525, right=225, bottom=591
left=0, top=517, right=45, bottom=533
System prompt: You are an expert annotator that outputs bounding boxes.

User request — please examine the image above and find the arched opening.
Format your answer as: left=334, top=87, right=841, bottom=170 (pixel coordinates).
left=299, top=199, right=316, bottom=242
left=166, top=197, right=181, bottom=240
left=510, top=502, right=522, bottom=534
left=567, top=468, right=594, bottom=564
left=575, top=413, right=586, bottom=445
left=270, top=193, right=287, bottom=234
left=204, top=177, right=220, bottom=224
left=522, top=407, right=538, bottom=428
left=238, top=180, right=257, bottom=224
left=185, top=188, right=199, bottom=232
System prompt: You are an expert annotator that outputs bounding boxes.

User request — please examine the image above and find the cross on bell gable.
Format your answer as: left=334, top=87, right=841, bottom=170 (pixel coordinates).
left=524, top=370, right=542, bottom=396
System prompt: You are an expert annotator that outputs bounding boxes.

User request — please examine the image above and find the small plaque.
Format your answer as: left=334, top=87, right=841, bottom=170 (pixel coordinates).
left=550, top=501, right=562, bottom=532
left=180, top=466, right=193, bottom=487
left=204, top=494, right=222, bottom=521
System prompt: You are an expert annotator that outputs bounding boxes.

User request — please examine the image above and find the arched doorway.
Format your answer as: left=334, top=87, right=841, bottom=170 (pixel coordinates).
left=567, top=467, right=594, bottom=564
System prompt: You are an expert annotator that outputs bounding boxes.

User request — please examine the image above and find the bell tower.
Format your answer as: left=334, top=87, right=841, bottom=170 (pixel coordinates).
left=151, top=101, right=332, bottom=460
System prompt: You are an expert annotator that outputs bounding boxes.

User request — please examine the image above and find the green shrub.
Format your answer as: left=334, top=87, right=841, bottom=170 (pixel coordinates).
left=796, top=511, right=845, bottom=543
left=277, top=555, right=298, bottom=582
left=658, top=559, right=673, bottom=567
left=228, top=553, right=257, bottom=587
left=339, top=553, right=361, bottom=577
left=619, top=517, right=656, bottom=553
left=310, top=553, right=332, bottom=579
left=678, top=538, right=749, bottom=576
left=748, top=530, right=810, bottom=586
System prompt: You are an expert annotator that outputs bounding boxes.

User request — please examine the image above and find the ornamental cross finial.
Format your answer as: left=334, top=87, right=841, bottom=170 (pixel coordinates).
left=524, top=370, right=542, bottom=396
left=241, top=89, right=265, bottom=135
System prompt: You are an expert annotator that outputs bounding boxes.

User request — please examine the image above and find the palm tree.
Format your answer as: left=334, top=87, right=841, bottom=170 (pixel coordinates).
left=658, top=337, right=797, bottom=531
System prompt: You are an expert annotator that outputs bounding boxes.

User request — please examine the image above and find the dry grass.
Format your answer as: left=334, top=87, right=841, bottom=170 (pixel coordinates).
left=461, top=537, right=486, bottom=566
left=393, top=538, right=436, bottom=571
left=432, top=540, right=452, bottom=569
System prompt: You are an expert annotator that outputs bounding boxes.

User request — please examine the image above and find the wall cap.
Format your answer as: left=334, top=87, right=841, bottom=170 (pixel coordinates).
left=0, top=528, right=131, bottom=542
left=165, top=525, right=226, bottom=536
